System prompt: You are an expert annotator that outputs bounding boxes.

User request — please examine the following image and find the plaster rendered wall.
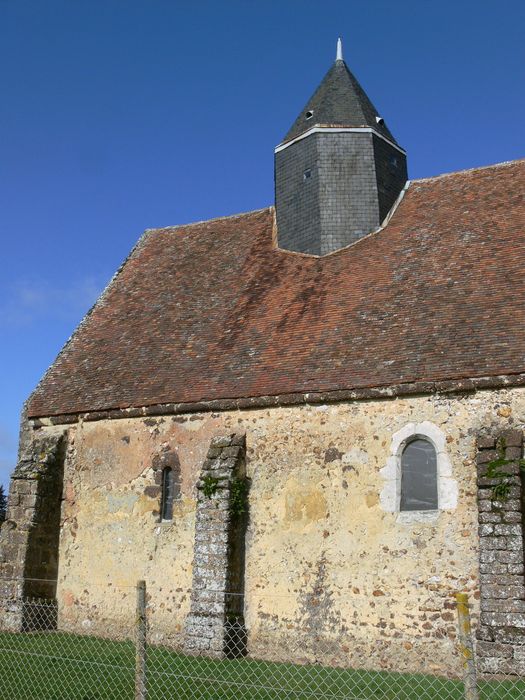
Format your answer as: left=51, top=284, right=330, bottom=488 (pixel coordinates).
left=34, top=388, right=525, bottom=674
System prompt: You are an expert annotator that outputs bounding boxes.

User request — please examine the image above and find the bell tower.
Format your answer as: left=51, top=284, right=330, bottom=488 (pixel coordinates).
left=275, top=39, right=408, bottom=256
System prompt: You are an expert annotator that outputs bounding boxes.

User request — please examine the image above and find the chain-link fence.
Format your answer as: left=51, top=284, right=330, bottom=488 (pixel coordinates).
left=0, top=580, right=524, bottom=700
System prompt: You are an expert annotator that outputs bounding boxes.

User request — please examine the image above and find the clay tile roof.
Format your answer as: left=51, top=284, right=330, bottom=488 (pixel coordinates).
left=283, top=59, right=398, bottom=144
left=27, top=159, right=525, bottom=418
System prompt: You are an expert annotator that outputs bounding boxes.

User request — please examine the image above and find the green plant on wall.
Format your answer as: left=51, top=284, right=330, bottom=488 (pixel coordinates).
left=230, top=478, right=248, bottom=518
left=486, top=437, right=525, bottom=503
left=201, top=475, right=220, bottom=499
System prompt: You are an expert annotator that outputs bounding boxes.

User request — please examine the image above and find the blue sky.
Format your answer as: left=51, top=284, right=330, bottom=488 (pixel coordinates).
left=1, top=0, right=524, bottom=488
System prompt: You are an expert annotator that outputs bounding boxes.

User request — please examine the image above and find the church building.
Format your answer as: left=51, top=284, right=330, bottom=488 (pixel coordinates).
left=1, top=41, right=525, bottom=676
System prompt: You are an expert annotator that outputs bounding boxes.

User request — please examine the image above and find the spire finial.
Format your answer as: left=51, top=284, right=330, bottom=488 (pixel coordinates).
left=336, top=37, right=344, bottom=62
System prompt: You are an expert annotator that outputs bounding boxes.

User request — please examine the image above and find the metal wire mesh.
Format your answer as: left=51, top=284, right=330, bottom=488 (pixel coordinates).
left=0, top=581, right=523, bottom=700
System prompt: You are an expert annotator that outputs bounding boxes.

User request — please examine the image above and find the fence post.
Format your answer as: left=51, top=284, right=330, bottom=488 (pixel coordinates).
left=135, top=580, right=147, bottom=700
left=455, top=592, right=478, bottom=700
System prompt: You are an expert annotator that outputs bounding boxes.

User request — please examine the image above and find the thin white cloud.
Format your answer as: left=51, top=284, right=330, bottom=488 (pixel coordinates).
left=0, top=276, right=105, bottom=328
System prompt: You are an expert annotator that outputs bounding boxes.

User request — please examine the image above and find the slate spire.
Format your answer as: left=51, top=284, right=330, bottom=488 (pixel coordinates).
left=283, top=40, right=397, bottom=145
left=274, top=40, right=408, bottom=256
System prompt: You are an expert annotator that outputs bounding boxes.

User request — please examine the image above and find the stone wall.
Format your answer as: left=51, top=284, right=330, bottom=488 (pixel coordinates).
left=2, top=387, right=525, bottom=673
left=475, top=429, right=525, bottom=674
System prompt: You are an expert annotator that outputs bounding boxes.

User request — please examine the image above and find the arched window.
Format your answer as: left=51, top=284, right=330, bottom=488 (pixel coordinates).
left=400, top=438, right=438, bottom=511
left=161, top=467, right=174, bottom=520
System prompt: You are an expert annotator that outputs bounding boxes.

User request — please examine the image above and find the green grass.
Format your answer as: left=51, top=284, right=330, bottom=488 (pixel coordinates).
left=0, top=631, right=523, bottom=700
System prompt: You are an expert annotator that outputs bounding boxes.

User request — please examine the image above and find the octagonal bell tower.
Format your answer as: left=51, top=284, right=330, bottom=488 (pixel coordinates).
left=275, top=39, right=408, bottom=256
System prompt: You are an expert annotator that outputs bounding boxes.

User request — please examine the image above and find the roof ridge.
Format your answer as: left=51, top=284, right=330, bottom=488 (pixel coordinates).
left=149, top=206, right=273, bottom=233
left=414, top=158, right=525, bottom=183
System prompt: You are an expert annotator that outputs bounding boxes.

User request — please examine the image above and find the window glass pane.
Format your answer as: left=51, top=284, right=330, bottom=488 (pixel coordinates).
left=400, top=439, right=438, bottom=511
left=162, top=467, right=174, bottom=520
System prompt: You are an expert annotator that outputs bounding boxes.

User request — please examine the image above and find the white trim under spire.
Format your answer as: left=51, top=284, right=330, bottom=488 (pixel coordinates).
left=336, top=37, right=344, bottom=62
left=275, top=125, right=407, bottom=155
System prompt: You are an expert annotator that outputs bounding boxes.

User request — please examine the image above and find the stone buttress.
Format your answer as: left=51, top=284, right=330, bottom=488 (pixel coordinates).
left=0, top=430, right=65, bottom=631
left=184, top=433, right=248, bottom=657
left=476, top=429, right=525, bottom=674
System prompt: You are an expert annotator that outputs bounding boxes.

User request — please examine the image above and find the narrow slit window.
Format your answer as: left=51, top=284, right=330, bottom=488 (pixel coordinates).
left=161, top=467, right=174, bottom=520
left=400, top=438, right=438, bottom=511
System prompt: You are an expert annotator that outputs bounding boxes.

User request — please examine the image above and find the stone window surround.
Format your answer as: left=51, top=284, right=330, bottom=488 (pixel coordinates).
left=380, top=421, right=458, bottom=523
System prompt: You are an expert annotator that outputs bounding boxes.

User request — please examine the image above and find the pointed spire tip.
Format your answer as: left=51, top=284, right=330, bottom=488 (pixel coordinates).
left=336, top=37, right=344, bottom=62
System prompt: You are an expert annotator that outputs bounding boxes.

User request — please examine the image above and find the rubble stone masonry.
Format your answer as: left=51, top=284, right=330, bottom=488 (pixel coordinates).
left=2, top=387, right=525, bottom=674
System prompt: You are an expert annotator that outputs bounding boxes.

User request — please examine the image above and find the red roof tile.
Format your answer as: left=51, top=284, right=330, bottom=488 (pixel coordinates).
left=27, top=160, right=525, bottom=417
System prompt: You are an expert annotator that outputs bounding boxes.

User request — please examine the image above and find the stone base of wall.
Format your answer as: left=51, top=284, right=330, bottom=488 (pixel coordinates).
left=476, top=429, right=525, bottom=675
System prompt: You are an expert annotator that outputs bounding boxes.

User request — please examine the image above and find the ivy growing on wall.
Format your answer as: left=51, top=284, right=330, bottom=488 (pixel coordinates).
left=229, top=478, right=248, bottom=519
left=486, top=437, right=525, bottom=502
left=201, top=475, right=220, bottom=499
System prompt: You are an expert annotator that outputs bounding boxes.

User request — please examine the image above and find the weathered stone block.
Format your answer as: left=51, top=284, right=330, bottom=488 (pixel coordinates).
left=504, top=447, right=522, bottom=460
left=495, top=550, right=524, bottom=565
left=476, top=640, right=513, bottom=658
left=482, top=584, right=525, bottom=600
left=230, top=434, right=246, bottom=447
left=480, top=572, right=523, bottom=586
left=494, top=626, right=525, bottom=644
left=502, top=511, right=523, bottom=524
left=479, top=512, right=503, bottom=524
left=478, top=475, right=521, bottom=488
left=478, top=656, right=509, bottom=674
left=221, top=446, right=241, bottom=459
left=206, top=447, right=222, bottom=459
left=477, top=437, right=496, bottom=449
left=480, top=612, right=525, bottom=628
left=476, top=450, right=498, bottom=466
left=508, top=564, right=525, bottom=575
left=494, top=524, right=523, bottom=537
left=480, top=562, right=509, bottom=575
left=478, top=500, right=494, bottom=512
left=481, top=599, right=525, bottom=613
left=479, top=537, right=508, bottom=551
left=501, top=430, right=523, bottom=448
left=476, top=625, right=494, bottom=642
left=210, top=436, right=232, bottom=449
left=479, top=524, right=495, bottom=537
left=479, top=486, right=522, bottom=501
left=480, top=550, right=496, bottom=563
